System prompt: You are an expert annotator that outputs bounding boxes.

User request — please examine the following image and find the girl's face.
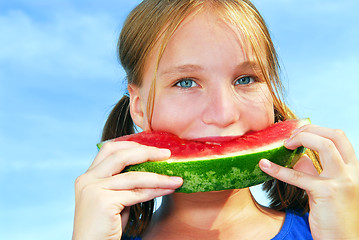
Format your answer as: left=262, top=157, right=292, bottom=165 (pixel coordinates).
left=130, top=10, right=274, bottom=139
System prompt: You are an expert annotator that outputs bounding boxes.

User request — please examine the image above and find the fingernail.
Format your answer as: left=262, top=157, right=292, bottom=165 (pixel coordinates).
left=260, top=159, right=271, bottom=170
left=170, top=176, right=183, bottom=183
left=159, top=148, right=171, bottom=155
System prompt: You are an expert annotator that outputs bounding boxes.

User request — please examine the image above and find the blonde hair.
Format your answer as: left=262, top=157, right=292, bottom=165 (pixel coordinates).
left=101, top=0, right=321, bottom=237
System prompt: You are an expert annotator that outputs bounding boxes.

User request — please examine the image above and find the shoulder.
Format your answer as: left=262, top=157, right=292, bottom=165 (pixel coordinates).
left=271, top=209, right=313, bottom=240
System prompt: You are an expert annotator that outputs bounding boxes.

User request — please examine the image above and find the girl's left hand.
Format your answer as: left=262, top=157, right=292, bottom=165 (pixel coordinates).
left=259, top=124, right=359, bottom=240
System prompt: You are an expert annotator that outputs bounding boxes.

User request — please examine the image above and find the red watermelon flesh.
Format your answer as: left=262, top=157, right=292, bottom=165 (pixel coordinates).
left=112, top=119, right=305, bottom=160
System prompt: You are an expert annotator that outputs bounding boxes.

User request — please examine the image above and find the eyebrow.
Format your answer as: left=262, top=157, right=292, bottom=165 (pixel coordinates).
left=160, top=64, right=205, bottom=76
left=160, top=61, right=261, bottom=76
left=236, top=61, right=261, bottom=72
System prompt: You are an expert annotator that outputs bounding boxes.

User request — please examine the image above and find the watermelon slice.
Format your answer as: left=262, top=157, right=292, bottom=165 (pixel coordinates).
left=97, top=119, right=311, bottom=193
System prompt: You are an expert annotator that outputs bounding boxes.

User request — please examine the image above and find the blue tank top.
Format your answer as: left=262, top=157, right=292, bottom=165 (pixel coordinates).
left=271, top=209, right=312, bottom=240
left=122, top=209, right=312, bottom=240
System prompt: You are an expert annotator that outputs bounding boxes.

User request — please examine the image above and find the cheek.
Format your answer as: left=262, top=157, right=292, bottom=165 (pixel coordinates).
left=240, top=85, right=274, bottom=129
left=262, top=88, right=275, bottom=122
left=150, top=94, right=198, bottom=133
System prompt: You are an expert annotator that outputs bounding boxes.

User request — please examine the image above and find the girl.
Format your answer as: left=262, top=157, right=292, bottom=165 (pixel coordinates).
left=72, top=0, right=359, bottom=239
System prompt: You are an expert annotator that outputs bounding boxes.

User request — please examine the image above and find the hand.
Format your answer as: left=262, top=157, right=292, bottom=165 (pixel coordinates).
left=259, top=124, right=359, bottom=240
left=72, top=141, right=183, bottom=240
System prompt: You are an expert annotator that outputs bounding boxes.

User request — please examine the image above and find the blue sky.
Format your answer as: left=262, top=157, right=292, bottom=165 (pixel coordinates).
left=0, top=0, right=358, bottom=239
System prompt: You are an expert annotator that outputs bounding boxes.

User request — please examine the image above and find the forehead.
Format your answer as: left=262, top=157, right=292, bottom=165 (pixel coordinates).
left=167, top=10, right=245, bottom=51
left=157, top=10, right=256, bottom=69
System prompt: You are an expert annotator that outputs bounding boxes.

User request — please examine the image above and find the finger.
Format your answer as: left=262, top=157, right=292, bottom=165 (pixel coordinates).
left=102, top=172, right=183, bottom=190
left=293, top=154, right=320, bottom=177
left=259, top=159, right=317, bottom=192
left=117, top=188, right=176, bottom=207
left=90, top=141, right=146, bottom=170
left=291, top=125, right=356, bottom=164
left=285, top=131, right=344, bottom=174
left=89, top=145, right=171, bottom=178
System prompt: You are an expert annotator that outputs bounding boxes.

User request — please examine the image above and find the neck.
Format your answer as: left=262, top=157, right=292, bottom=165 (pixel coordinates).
left=159, top=188, right=260, bottom=230
left=146, top=189, right=286, bottom=240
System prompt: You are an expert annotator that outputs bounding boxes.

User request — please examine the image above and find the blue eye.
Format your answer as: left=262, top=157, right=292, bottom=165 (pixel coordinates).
left=175, top=78, right=198, bottom=88
left=235, top=76, right=255, bottom=85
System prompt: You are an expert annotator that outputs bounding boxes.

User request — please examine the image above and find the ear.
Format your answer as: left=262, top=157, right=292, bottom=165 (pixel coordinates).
left=128, top=84, right=146, bottom=129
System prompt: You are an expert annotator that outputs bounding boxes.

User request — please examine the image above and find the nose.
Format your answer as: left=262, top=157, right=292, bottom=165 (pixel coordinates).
left=202, top=86, right=240, bottom=127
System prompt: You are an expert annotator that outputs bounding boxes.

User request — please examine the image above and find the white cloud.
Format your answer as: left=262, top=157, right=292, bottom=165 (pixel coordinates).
left=0, top=6, right=124, bottom=86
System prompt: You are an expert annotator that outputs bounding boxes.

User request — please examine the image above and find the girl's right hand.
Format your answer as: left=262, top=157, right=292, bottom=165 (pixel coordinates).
left=72, top=141, right=183, bottom=240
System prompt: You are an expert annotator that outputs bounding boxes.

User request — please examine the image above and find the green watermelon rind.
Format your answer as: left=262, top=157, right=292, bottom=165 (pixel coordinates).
left=124, top=146, right=305, bottom=193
